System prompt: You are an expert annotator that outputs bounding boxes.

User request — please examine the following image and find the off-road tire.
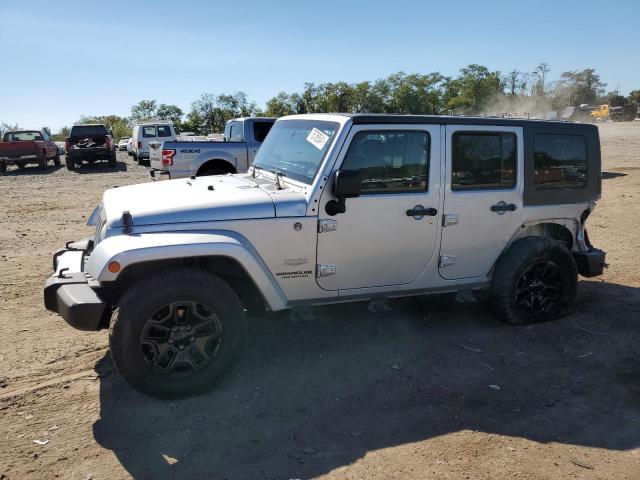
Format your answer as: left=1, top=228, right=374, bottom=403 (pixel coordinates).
left=39, top=153, right=47, bottom=169
left=200, top=168, right=227, bottom=177
left=108, top=152, right=117, bottom=167
left=109, top=268, right=247, bottom=399
left=53, top=152, right=61, bottom=166
left=66, top=156, right=75, bottom=171
left=136, top=155, right=144, bottom=166
left=490, top=236, right=577, bottom=325
left=0, top=161, right=6, bottom=174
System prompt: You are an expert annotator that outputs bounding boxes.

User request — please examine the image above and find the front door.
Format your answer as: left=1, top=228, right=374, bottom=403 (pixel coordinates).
left=439, top=125, right=524, bottom=280
left=316, top=125, right=441, bottom=291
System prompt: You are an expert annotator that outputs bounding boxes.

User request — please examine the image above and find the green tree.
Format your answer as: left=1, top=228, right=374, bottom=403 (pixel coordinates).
left=131, top=99, right=158, bottom=122
left=627, top=89, right=640, bottom=103
left=156, top=104, right=184, bottom=125
left=444, top=64, right=503, bottom=113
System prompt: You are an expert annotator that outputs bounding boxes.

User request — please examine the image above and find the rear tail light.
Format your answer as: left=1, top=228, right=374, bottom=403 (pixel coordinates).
left=137, top=141, right=142, bottom=148
left=162, top=149, right=176, bottom=166
left=65, top=140, right=71, bottom=150
left=105, top=137, right=111, bottom=149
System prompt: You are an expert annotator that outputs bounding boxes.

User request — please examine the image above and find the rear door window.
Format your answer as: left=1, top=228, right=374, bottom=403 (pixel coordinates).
left=157, top=125, right=172, bottom=137
left=142, top=126, right=157, bottom=138
left=451, top=132, right=516, bottom=190
left=533, top=134, right=587, bottom=188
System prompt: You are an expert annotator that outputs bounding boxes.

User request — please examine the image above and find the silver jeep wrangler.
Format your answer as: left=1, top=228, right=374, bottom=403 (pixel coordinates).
left=44, top=114, right=606, bottom=398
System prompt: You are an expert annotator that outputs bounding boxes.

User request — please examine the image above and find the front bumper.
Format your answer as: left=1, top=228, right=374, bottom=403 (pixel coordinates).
left=149, top=169, right=170, bottom=181
left=574, top=248, right=606, bottom=277
left=44, top=239, right=106, bottom=331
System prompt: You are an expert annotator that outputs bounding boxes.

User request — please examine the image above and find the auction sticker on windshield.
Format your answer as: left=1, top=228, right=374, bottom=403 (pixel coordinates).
left=306, top=127, right=330, bottom=150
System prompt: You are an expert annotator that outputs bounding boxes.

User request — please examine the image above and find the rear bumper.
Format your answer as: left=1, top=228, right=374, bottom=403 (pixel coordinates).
left=0, top=154, right=39, bottom=163
left=44, top=240, right=106, bottom=331
left=574, top=248, right=606, bottom=277
left=67, top=149, right=112, bottom=160
left=149, top=168, right=170, bottom=181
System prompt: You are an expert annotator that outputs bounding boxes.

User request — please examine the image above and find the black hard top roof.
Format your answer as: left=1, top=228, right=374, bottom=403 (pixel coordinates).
left=341, top=113, right=598, bottom=131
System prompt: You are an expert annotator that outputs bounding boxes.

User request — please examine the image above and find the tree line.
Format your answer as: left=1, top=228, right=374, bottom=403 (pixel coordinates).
left=2, top=63, right=639, bottom=140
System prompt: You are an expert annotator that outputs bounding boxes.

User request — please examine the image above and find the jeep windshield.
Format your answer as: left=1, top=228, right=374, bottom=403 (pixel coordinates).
left=252, top=120, right=339, bottom=184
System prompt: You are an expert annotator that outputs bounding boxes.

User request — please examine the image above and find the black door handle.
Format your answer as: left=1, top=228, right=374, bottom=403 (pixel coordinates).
left=491, top=202, right=517, bottom=213
left=406, top=206, right=438, bottom=217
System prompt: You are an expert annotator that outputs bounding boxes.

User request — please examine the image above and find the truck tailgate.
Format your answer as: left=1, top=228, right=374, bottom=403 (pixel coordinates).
left=0, top=141, right=39, bottom=159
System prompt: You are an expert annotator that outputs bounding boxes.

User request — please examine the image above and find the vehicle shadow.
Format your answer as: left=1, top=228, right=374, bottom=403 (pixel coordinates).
left=92, top=280, right=640, bottom=479
left=72, top=161, right=128, bottom=174
left=0, top=164, right=64, bottom=176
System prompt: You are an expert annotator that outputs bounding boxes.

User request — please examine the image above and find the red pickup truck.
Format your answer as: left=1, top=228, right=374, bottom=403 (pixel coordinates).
left=0, top=129, right=61, bottom=173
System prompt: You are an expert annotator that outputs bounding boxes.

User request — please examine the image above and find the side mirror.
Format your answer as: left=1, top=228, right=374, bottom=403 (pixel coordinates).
left=325, top=170, right=361, bottom=216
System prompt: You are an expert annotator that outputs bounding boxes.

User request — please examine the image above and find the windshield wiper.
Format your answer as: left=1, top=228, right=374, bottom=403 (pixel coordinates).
left=268, top=168, right=286, bottom=190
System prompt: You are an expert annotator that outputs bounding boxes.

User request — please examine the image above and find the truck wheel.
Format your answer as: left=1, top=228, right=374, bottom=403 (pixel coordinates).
left=66, top=157, right=75, bottom=171
left=108, top=152, right=117, bottom=167
left=53, top=152, right=61, bottom=166
left=490, top=236, right=577, bottom=325
left=109, top=268, right=247, bottom=399
left=0, top=162, right=6, bottom=174
left=39, top=154, right=47, bottom=169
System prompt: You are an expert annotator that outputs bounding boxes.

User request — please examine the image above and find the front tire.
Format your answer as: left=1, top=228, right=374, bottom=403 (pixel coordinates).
left=53, top=152, right=61, bottom=166
left=490, top=236, right=577, bottom=325
left=109, top=268, right=247, bottom=398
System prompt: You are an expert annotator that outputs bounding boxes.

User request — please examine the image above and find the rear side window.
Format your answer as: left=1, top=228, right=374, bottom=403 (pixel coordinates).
left=451, top=132, right=516, bottom=190
left=252, top=122, right=273, bottom=143
left=142, top=126, right=156, bottom=138
left=341, top=130, right=430, bottom=194
left=229, top=122, right=243, bottom=141
left=534, top=134, right=587, bottom=188
left=157, top=125, right=172, bottom=137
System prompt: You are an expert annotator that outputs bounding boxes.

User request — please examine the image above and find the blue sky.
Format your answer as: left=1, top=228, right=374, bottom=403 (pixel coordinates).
left=1, top=0, right=638, bottom=131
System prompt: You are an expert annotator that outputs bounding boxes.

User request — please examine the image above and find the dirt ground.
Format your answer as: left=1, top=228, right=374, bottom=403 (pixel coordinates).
left=0, top=123, right=639, bottom=480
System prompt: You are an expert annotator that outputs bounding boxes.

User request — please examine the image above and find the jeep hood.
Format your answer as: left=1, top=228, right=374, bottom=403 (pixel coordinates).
left=102, top=176, right=278, bottom=227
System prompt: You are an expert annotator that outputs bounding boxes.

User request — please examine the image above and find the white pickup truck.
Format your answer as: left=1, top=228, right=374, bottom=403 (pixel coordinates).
left=148, top=117, right=275, bottom=180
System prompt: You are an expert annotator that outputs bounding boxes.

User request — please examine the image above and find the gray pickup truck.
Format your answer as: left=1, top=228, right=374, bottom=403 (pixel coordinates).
left=149, top=117, right=275, bottom=180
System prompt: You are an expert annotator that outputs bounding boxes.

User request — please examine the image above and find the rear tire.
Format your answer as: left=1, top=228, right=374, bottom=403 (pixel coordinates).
left=109, top=268, right=247, bottom=399
left=490, top=236, right=577, bottom=325
left=39, top=153, right=47, bottom=169
left=0, top=162, right=6, bottom=174
left=108, top=152, right=117, bottom=167
left=66, top=156, right=75, bottom=171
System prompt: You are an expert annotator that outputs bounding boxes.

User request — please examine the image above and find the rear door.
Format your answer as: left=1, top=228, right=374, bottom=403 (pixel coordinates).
left=439, top=125, right=524, bottom=280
